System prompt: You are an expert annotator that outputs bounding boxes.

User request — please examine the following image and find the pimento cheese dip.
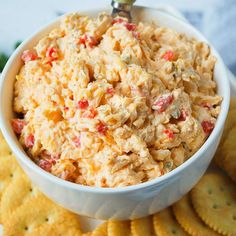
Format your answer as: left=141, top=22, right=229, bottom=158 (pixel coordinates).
left=12, top=13, right=222, bottom=187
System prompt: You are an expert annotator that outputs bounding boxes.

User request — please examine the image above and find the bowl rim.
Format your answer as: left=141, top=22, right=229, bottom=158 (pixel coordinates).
left=0, top=5, right=230, bottom=194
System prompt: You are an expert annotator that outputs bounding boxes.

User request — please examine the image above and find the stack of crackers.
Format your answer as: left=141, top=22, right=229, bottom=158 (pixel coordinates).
left=0, top=99, right=235, bottom=236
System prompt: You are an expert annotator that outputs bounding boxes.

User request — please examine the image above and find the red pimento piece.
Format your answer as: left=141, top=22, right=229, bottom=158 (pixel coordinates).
left=21, top=50, right=37, bottom=63
left=124, top=22, right=137, bottom=31
left=50, top=154, right=60, bottom=165
left=77, top=35, right=87, bottom=45
left=64, top=106, right=69, bottom=111
left=46, top=46, right=58, bottom=61
left=82, top=107, right=97, bottom=119
left=77, top=99, right=89, bottom=109
left=42, top=151, right=60, bottom=163
left=11, top=119, right=26, bottom=135
left=38, top=151, right=60, bottom=171
left=179, top=110, right=188, bottom=121
left=87, top=36, right=98, bottom=48
left=112, top=18, right=125, bottom=24
left=25, top=134, right=35, bottom=148
left=201, top=120, right=215, bottom=134
left=106, top=87, right=115, bottom=95
left=38, top=159, right=52, bottom=172
left=96, top=122, right=108, bottom=135
left=161, top=50, right=174, bottom=61
left=47, top=61, right=53, bottom=67
left=77, top=35, right=98, bottom=48
left=153, top=94, right=174, bottom=113
left=73, top=136, right=81, bottom=148
left=88, top=107, right=97, bottom=118
left=163, top=129, right=174, bottom=139
left=46, top=47, right=58, bottom=63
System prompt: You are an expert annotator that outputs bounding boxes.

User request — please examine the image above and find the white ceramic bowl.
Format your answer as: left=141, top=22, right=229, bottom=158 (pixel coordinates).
left=0, top=6, right=230, bottom=220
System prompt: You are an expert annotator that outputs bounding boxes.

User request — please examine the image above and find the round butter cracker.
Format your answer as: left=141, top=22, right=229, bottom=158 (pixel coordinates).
left=153, top=208, right=188, bottom=236
left=0, top=154, right=23, bottom=222
left=3, top=194, right=82, bottom=236
left=0, top=154, right=23, bottom=197
left=173, top=194, right=220, bottom=236
left=83, top=232, right=92, bottom=236
left=1, top=172, right=41, bottom=223
left=223, top=99, right=236, bottom=134
left=131, top=216, right=154, bottom=236
left=108, top=220, right=131, bottom=236
left=0, top=132, right=12, bottom=158
left=191, top=173, right=236, bottom=236
left=219, top=126, right=236, bottom=183
left=214, top=99, right=236, bottom=174
left=92, top=222, right=108, bottom=236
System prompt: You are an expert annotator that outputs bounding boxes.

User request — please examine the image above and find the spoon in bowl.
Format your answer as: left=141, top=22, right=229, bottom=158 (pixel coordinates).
left=111, top=0, right=136, bottom=22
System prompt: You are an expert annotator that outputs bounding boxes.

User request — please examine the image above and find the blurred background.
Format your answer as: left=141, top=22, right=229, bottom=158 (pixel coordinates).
left=0, top=0, right=236, bottom=75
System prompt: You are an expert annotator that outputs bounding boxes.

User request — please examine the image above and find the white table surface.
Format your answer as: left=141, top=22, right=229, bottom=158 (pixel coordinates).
left=0, top=0, right=222, bottom=54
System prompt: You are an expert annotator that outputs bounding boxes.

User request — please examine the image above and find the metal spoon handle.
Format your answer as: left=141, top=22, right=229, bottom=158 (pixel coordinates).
left=111, top=0, right=136, bottom=22
left=113, top=0, right=135, bottom=3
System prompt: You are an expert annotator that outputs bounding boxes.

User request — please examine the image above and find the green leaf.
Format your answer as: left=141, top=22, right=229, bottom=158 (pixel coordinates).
left=0, top=53, right=9, bottom=72
left=14, top=40, right=22, bottom=49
